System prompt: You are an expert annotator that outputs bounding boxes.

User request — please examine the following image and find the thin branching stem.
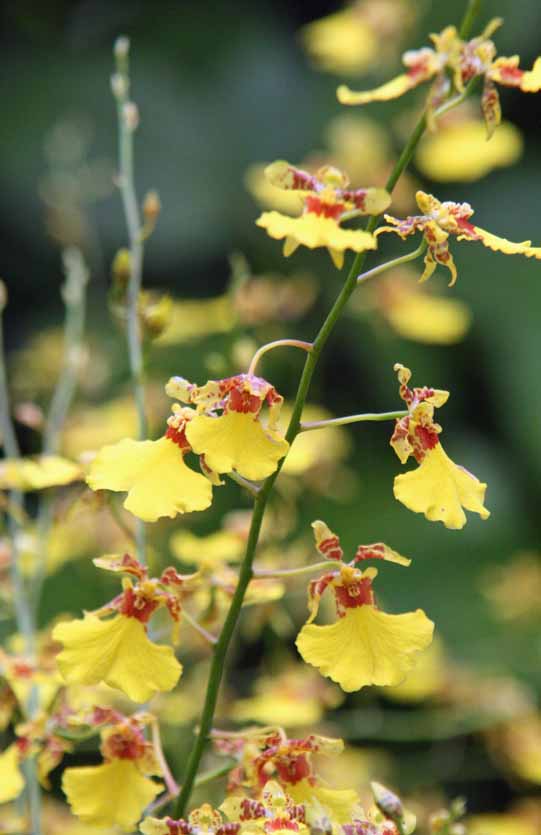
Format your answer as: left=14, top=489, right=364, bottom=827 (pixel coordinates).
left=301, top=410, right=407, bottom=432
left=113, top=37, right=148, bottom=564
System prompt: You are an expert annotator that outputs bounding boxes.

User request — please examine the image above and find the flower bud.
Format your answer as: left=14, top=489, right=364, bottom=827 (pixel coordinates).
left=114, top=36, right=130, bottom=61
left=371, top=782, right=404, bottom=822
left=111, top=72, right=128, bottom=100
left=143, top=190, right=161, bottom=224
left=123, top=102, right=139, bottom=131
left=0, top=280, right=6, bottom=312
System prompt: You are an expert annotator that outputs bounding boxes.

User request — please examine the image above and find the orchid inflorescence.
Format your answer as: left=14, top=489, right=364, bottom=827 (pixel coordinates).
left=1, top=3, right=538, bottom=834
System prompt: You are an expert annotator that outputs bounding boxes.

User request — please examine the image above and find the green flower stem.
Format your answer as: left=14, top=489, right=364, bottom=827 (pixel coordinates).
left=301, top=410, right=408, bottom=432
left=0, top=289, right=42, bottom=834
left=356, top=241, right=427, bottom=285
left=114, top=37, right=148, bottom=564
left=248, top=339, right=313, bottom=376
left=174, top=1, right=483, bottom=816
left=252, top=560, right=332, bottom=580
left=459, top=0, right=483, bottom=39
left=32, top=248, right=89, bottom=614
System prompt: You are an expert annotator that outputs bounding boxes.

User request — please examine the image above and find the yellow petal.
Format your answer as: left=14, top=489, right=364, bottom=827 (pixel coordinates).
left=87, top=437, right=212, bottom=522
left=256, top=212, right=377, bottom=257
left=288, top=779, right=360, bottom=824
left=0, top=456, right=81, bottom=491
left=156, top=296, right=236, bottom=346
left=140, top=818, right=171, bottom=835
left=463, top=226, right=541, bottom=259
left=296, top=605, right=434, bottom=692
left=231, top=694, right=323, bottom=728
left=393, top=442, right=490, bottom=530
left=521, top=57, right=541, bottom=92
left=415, top=119, right=522, bottom=182
left=0, top=745, right=25, bottom=803
left=468, top=814, right=536, bottom=835
left=53, top=614, right=182, bottom=703
left=186, top=411, right=289, bottom=481
left=337, top=74, right=418, bottom=106
left=62, top=759, right=161, bottom=830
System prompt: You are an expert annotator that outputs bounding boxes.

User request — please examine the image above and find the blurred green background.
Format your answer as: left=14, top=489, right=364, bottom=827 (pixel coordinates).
left=2, top=0, right=541, bottom=826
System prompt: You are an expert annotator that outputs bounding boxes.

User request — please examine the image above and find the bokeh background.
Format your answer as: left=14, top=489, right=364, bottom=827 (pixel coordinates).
left=2, top=0, right=541, bottom=831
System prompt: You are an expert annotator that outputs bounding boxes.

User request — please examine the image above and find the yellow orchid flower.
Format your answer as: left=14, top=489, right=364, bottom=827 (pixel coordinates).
left=0, top=455, right=81, bottom=491
left=63, top=718, right=162, bottom=830
left=390, top=364, right=489, bottom=529
left=256, top=161, right=389, bottom=268
left=295, top=522, right=432, bottom=693
left=300, top=0, right=418, bottom=76
left=370, top=268, right=472, bottom=344
left=52, top=555, right=190, bottom=702
left=376, top=190, right=541, bottom=286
left=338, top=18, right=541, bottom=136
left=415, top=113, right=522, bottom=182
left=167, top=372, right=289, bottom=481
left=297, top=564, right=433, bottom=693
left=86, top=405, right=212, bottom=522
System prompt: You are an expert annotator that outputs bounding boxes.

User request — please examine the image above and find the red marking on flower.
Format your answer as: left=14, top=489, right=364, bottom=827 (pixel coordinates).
left=343, top=823, right=379, bottom=835
left=275, top=753, right=311, bottom=785
left=308, top=571, right=337, bottom=607
left=334, top=577, right=374, bottom=612
left=240, top=799, right=266, bottom=821
left=118, top=585, right=160, bottom=624
left=165, top=424, right=191, bottom=450
left=341, top=189, right=367, bottom=211
left=161, top=567, right=185, bottom=586
left=498, top=65, right=524, bottom=85
left=318, top=536, right=344, bottom=561
left=165, top=595, right=181, bottom=622
left=103, top=724, right=146, bottom=761
left=11, top=661, right=34, bottom=679
left=228, top=386, right=261, bottom=414
left=455, top=218, right=480, bottom=239
left=90, top=706, right=123, bottom=727
left=217, top=825, right=241, bottom=835
left=406, top=54, right=432, bottom=81
left=305, top=195, right=344, bottom=220
left=354, top=543, right=385, bottom=562
left=288, top=805, right=306, bottom=823
left=413, top=424, right=439, bottom=454
left=15, top=736, right=31, bottom=756
left=265, top=820, right=299, bottom=833
left=164, top=818, right=193, bottom=835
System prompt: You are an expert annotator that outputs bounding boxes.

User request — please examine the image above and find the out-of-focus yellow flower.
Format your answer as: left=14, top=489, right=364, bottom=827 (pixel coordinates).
left=2, top=655, right=62, bottom=715
left=281, top=404, right=350, bottom=477
left=494, top=714, right=541, bottom=784
left=482, top=552, right=541, bottom=622
left=87, top=405, right=213, bottom=522
left=416, top=116, right=523, bottom=182
left=370, top=268, right=472, bottom=344
left=468, top=813, right=537, bottom=835
left=0, top=455, right=81, bottom=491
left=338, top=19, right=541, bottom=137
left=390, top=364, right=489, bottom=529
left=384, top=636, right=446, bottom=702
left=63, top=719, right=162, bottom=830
left=156, top=295, right=236, bottom=345
left=0, top=744, right=24, bottom=803
left=301, top=0, right=418, bottom=76
left=231, top=661, right=343, bottom=727
left=378, top=191, right=541, bottom=286
left=63, top=395, right=139, bottom=458
left=170, top=528, right=245, bottom=569
left=256, top=161, right=388, bottom=268
left=175, top=373, right=289, bottom=481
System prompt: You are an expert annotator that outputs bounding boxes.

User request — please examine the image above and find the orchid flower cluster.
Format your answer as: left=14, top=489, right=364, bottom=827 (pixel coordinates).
left=1, top=3, right=539, bottom=834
